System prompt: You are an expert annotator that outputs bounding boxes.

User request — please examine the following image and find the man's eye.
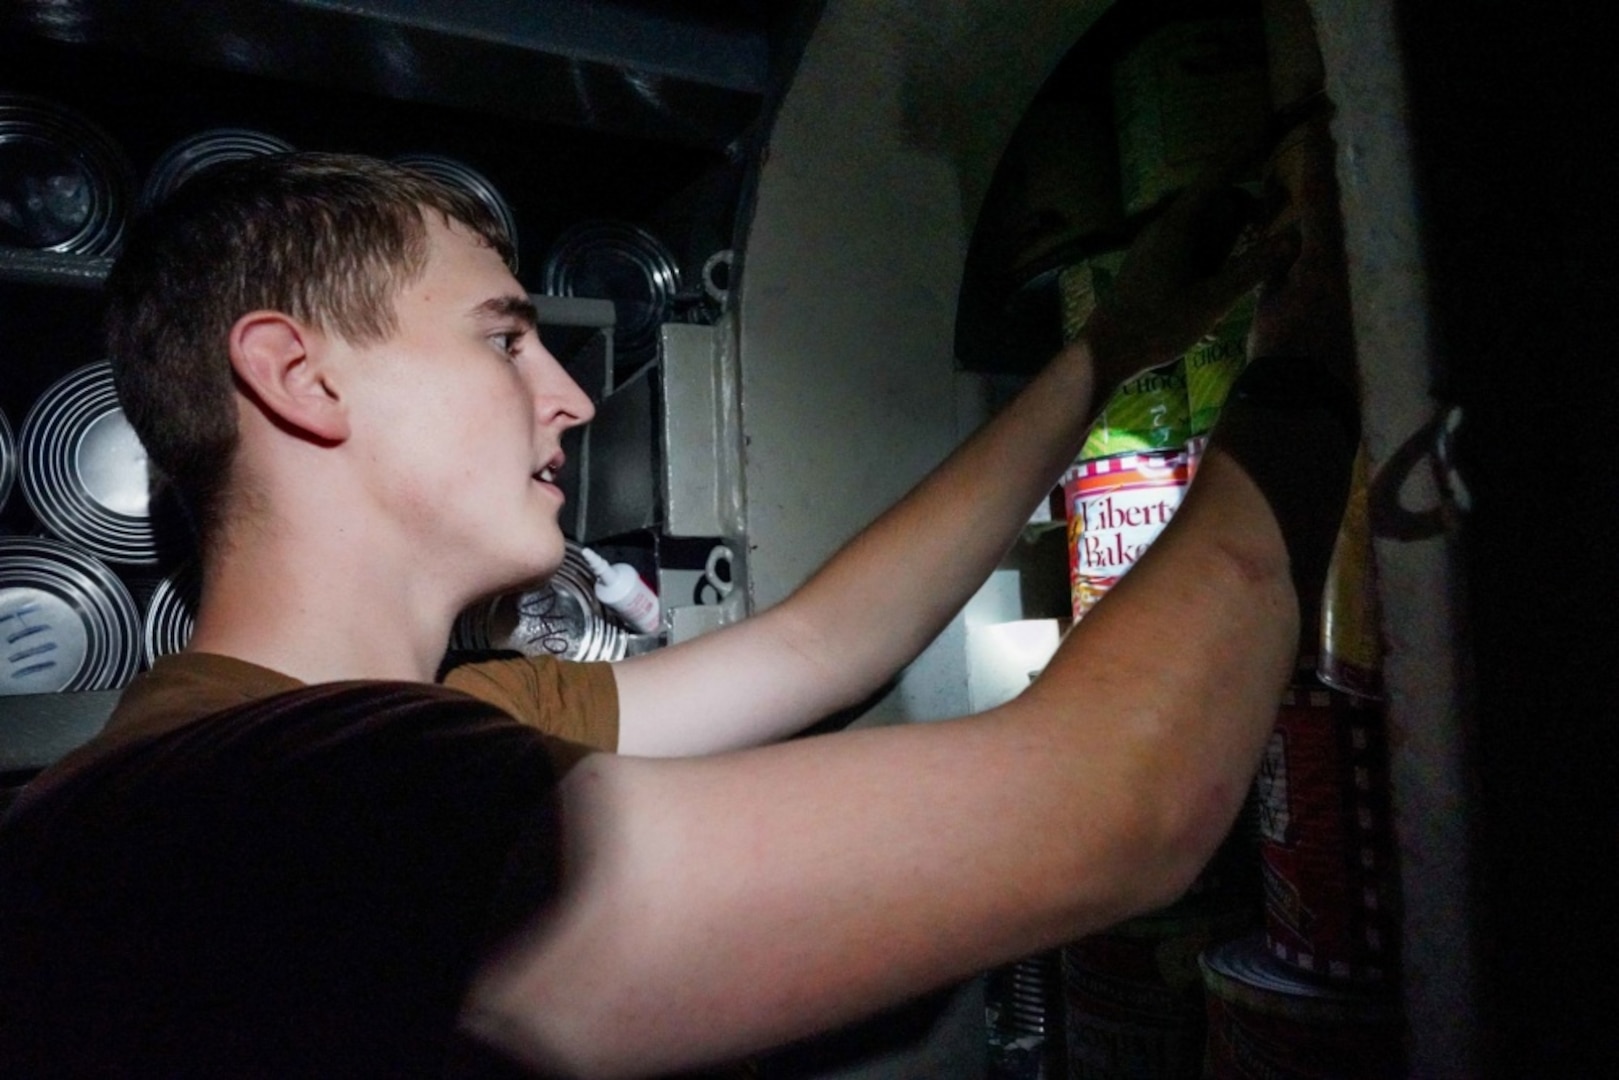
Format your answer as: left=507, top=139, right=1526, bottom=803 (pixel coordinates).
left=492, top=331, right=525, bottom=358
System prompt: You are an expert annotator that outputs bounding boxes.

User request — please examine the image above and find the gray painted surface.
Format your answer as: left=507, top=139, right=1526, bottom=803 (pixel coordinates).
left=736, top=0, right=1110, bottom=729
left=734, top=2, right=1112, bottom=1075
left=735, top=0, right=1484, bottom=1074
left=1313, top=2, right=1481, bottom=1074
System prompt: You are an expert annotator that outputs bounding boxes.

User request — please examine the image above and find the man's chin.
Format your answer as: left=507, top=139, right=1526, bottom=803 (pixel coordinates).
left=493, top=538, right=570, bottom=595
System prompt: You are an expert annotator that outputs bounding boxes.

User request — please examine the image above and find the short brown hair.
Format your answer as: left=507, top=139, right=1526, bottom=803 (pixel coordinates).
left=105, top=152, right=514, bottom=554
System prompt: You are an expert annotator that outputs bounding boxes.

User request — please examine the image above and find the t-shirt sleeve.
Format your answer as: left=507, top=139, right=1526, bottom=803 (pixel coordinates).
left=0, top=682, right=568, bottom=1077
left=441, top=655, right=619, bottom=754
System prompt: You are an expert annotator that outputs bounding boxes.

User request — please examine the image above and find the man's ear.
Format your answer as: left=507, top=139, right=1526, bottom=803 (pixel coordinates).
left=228, top=311, right=349, bottom=444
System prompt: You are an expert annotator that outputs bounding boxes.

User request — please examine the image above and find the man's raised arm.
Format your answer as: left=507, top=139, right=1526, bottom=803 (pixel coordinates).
left=462, top=421, right=1311, bottom=1078
left=612, top=184, right=1301, bottom=757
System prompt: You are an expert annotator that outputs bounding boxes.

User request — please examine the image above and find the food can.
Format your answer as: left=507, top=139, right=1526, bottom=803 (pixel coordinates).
left=0, top=536, right=140, bottom=695
left=1110, top=18, right=1270, bottom=218
left=0, top=94, right=134, bottom=256
left=986, top=951, right=1064, bottom=1080
left=542, top=220, right=679, bottom=374
left=1063, top=447, right=1192, bottom=620
left=1062, top=893, right=1256, bottom=1079
left=0, top=408, right=16, bottom=513
left=19, top=361, right=175, bottom=566
left=1199, top=933, right=1404, bottom=1078
left=141, top=128, right=295, bottom=209
left=1255, top=682, right=1398, bottom=985
left=1318, top=445, right=1382, bottom=698
left=453, top=542, right=627, bottom=662
left=141, top=560, right=200, bottom=667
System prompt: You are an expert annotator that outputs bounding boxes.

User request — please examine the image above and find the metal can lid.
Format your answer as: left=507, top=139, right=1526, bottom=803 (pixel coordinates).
left=0, top=407, right=16, bottom=514
left=542, top=221, right=679, bottom=369
left=141, top=560, right=200, bottom=668
left=1199, top=933, right=1399, bottom=1024
left=0, top=94, right=133, bottom=256
left=20, top=361, right=177, bottom=566
left=141, top=128, right=296, bottom=210
left=0, top=535, right=140, bottom=694
left=452, top=543, right=626, bottom=663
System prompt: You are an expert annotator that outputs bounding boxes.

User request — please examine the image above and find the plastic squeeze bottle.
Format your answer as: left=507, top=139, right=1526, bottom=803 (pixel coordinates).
left=580, top=547, right=661, bottom=634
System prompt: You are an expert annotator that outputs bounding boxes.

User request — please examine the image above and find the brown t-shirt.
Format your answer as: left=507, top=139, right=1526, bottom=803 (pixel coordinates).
left=54, top=650, right=619, bottom=781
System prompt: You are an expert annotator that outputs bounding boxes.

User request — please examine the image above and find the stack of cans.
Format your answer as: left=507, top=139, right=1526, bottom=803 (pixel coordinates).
left=0, top=363, right=182, bottom=695
left=1197, top=658, right=1402, bottom=1078
left=141, top=128, right=295, bottom=209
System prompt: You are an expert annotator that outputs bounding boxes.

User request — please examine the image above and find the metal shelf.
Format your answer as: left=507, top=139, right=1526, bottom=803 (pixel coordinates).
left=0, top=690, right=119, bottom=774
left=0, top=249, right=114, bottom=291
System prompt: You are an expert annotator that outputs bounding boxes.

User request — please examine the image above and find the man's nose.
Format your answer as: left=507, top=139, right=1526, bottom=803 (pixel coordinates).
left=533, top=351, right=596, bottom=429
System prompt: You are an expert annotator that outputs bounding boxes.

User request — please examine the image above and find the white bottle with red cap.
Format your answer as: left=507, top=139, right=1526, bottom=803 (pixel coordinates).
left=580, top=547, right=661, bottom=635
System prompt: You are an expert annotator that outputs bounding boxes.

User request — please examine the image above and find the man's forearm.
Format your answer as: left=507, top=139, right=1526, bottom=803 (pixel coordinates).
left=614, top=333, right=1123, bottom=756
left=776, top=334, right=1114, bottom=698
left=465, top=445, right=1303, bottom=1080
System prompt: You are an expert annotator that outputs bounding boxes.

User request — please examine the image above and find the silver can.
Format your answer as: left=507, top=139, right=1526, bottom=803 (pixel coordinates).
left=20, top=361, right=173, bottom=566
left=0, top=536, right=140, bottom=695
left=141, top=128, right=296, bottom=209
left=453, top=542, right=627, bottom=663
left=0, top=94, right=134, bottom=256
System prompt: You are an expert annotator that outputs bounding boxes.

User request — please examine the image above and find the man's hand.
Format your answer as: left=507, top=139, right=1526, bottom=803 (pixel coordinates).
left=1081, top=182, right=1301, bottom=394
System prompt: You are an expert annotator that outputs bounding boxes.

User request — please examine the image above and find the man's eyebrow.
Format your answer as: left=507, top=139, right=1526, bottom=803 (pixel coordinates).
left=471, top=295, right=539, bottom=327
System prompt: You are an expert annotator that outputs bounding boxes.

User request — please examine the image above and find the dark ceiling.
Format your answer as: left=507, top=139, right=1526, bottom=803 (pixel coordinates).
left=2, top=0, right=825, bottom=149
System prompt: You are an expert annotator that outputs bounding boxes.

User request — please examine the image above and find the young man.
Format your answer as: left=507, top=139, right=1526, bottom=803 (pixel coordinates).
left=0, top=153, right=1343, bottom=1077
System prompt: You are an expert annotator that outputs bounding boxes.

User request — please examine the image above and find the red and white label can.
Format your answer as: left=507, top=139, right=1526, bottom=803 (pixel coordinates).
left=1200, top=933, right=1404, bottom=1078
left=1255, top=683, right=1399, bottom=985
left=1063, top=448, right=1192, bottom=621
